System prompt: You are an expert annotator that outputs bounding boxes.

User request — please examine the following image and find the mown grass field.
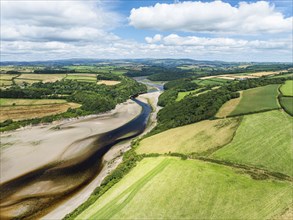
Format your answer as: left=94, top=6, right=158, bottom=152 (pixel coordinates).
left=136, top=118, right=240, bottom=155
left=230, top=84, right=280, bottom=116
left=280, top=80, right=293, bottom=96
left=76, top=157, right=293, bottom=220
left=0, top=100, right=80, bottom=122
left=280, top=97, right=293, bottom=116
left=212, top=110, right=293, bottom=176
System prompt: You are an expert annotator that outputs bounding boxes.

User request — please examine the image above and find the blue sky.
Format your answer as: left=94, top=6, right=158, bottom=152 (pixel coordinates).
left=1, top=0, right=292, bottom=62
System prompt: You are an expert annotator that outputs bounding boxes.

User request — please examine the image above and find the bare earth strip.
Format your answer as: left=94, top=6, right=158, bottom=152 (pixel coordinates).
left=0, top=102, right=80, bottom=122
left=216, top=91, right=242, bottom=118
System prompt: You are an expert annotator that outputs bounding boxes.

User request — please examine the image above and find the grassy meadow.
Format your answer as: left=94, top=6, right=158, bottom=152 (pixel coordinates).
left=136, top=118, right=240, bottom=155
left=280, top=80, right=293, bottom=96
left=76, top=157, right=293, bottom=220
left=212, top=110, right=293, bottom=176
left=230, top=84, right=280, bottom=116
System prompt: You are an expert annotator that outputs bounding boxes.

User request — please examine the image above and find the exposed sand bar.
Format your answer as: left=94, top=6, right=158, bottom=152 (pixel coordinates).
left=42, top=92, right=161, bottom=220
left=0, top=99, right=145, bottom=219
left=0, top=99, right=141, bottom=184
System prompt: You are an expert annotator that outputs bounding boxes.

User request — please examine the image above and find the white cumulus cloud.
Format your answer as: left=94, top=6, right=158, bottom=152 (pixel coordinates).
left=129, top=1, right=292, bottom=34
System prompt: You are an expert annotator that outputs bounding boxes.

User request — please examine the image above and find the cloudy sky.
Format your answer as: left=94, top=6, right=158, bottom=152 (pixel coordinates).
left=1, top=0, right=292, bottom=62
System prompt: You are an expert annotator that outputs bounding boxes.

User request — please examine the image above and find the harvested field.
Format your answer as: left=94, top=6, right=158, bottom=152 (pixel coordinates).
left=16, top=74, right=66, bottom=83
left=249, top=71, right=282, bottom=77
left=0, top=98, right=67, bottom=106
left=0, top=102, right=80, bottom=122
left=136, top=117, right=240, bottom=155
left=97, top=80, right=120, bottom=86
left=76, top=157, right=293, bottom=220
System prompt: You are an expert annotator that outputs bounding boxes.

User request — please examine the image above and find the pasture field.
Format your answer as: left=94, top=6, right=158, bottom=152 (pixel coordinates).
left=230, top=84, right=280, bottom=116
left=216, top=92, right=242, bottom=118
left=76, top=157, right=293, bottom=220
left=65, top=74, right=97, bottom=82
left=212, top=110, right=293, bottom=176
left=280, top=80, right=293, bottom=96
left=280, top=97, right=293, bottom=116
left=97, top=80, right=120, bottom=86
left=0, top=98, right=67, bottom=106
left=0, top=101, right=80, bottom=122
left=176, top=88, right=201, bottom=101
left=136, top=118, right=240, bottom=155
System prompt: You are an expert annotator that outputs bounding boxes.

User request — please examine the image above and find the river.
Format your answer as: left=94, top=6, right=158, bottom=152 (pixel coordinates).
left=0, top=81, right=160, bottom=219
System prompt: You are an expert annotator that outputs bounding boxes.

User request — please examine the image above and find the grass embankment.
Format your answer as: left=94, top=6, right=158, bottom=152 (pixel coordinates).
left=0, top=98, right=80, bottom=122
left=76, top=157, right=293, bottom=220
left=280, top=80, right=293, bottom=96
left=136, top=118, right=240, bottom=155
left=230, top=84, right=280, bottom=116
left=212, top=110, right=293, bottom=176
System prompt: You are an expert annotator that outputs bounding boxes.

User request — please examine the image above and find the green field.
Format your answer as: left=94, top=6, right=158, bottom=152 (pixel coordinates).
left=136, top=118, right=240, bottom=155
left=65, top=74, right=97, bottom=82
left=76, top=157, right=292, bottom=220
left=212, top=110, right=293, bottom=176
left=280, top=97, right=293, bottom=116
left=176, top=88, right=201, bottom=101
left=280, top=80, right=293, bottom=96
left=193, top=79, right=226, bottom=86
left=230, top=84, right=280, bottom=116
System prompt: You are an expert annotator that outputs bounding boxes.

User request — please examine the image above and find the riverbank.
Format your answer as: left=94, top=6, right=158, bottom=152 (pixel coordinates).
left=41, top=91, right=161, bottom=219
